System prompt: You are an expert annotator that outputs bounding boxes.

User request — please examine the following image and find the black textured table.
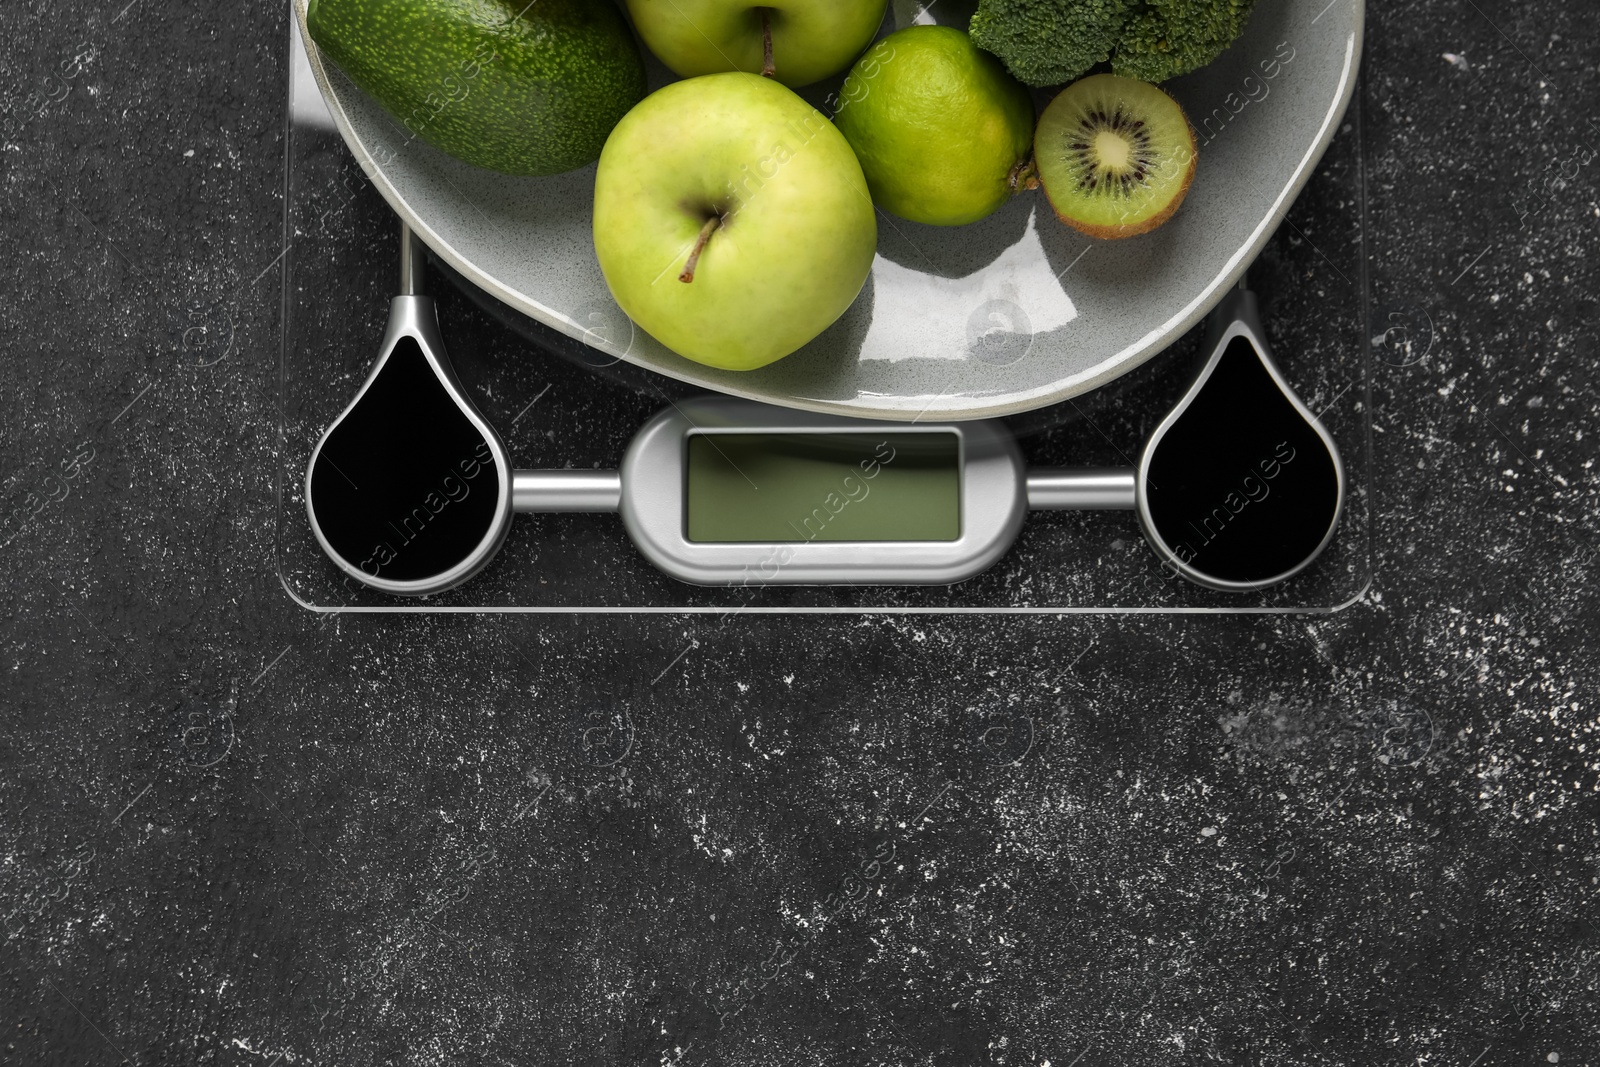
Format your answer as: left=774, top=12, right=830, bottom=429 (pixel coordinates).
left=3, top=2, right=1597, bottom=1065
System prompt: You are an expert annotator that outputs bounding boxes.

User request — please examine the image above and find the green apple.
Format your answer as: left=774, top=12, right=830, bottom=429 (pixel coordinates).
left=592, top=73, right=877, bottom=371
left=623, top=0, right=888, bottom=88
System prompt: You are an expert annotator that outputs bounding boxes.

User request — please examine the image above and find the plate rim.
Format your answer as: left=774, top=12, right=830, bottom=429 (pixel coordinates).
left=291, top=0, right=1366, bottom=422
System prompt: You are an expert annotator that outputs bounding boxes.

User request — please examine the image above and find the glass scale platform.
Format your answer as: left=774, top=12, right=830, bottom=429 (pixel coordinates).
left=275, top=18, right=1374, bottom=614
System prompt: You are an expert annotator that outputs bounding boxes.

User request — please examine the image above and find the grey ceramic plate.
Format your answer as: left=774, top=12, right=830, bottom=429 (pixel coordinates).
left=293, top=0, right=1364, bottom=422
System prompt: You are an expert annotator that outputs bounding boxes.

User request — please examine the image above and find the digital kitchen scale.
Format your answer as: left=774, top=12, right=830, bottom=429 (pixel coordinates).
left=304, top=228, right=1345, bottom=596
left=276, top=18, right=1374, bottom=614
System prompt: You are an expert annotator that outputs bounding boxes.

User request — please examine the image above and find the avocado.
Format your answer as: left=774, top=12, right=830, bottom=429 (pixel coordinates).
left=307, top=0, right=646, bottom=176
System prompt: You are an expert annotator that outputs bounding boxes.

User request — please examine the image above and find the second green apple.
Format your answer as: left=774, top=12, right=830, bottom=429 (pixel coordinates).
left=624, top=0, right=888, bottom=87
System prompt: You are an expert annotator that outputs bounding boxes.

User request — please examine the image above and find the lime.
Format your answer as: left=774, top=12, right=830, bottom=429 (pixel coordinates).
left=832, top=25, right=1035, bottom=227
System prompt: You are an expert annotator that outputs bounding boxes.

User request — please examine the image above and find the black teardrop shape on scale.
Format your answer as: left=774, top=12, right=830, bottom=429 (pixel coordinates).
left=308, top=336, right=502, bottom=584
left=1141, top=334, right=1342, bottom=588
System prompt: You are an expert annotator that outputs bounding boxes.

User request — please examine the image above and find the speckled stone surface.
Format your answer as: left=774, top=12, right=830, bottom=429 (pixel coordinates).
left=2, top=1, right=1598, bottom=1066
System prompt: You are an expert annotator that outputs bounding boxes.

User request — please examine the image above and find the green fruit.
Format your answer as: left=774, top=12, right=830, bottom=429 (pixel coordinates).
left=593, top=73, right=877, bottom=371
left=306, top=0, right=647, bottom=176
left=832, top=25, right=1035, bottom=227
left=623, top=0, right=888, bottom=89
left=1035, top=74, right=1197, bottom=240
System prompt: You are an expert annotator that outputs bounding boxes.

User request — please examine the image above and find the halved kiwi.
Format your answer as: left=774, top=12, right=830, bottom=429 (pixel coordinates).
left=1035, top=74, right=1198, bottom=240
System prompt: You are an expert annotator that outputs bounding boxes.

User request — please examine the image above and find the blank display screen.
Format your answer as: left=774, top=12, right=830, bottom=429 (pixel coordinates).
left=686, top=433, right=961, bottom=543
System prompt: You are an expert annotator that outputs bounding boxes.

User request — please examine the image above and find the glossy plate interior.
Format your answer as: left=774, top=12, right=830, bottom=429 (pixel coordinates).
left=292, top=0, right=1364, bottom=421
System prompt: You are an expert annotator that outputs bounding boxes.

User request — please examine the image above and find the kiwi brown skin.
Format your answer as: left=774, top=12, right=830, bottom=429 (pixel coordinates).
left=1038, top=117, right=1200, bottom=240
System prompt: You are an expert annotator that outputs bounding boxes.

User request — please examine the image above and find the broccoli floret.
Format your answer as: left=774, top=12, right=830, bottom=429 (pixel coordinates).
left=969, top=0, right=1132, bottom=88
left=969, top=0, right=1259, bottom=87
left=1113, top=0, right=1261, bottom=82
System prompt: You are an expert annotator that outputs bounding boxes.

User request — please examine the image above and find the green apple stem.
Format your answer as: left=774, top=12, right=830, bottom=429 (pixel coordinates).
left=760, top=9, right=775, bottom=78
left=678, top=215, right=721, bottom=283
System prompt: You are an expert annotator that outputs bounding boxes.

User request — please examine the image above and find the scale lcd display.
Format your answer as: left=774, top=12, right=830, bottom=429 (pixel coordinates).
left=686, top=433, right=961, bottom=543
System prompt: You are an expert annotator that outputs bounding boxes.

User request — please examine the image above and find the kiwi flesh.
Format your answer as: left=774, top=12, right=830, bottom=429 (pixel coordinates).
left=1035, top=74, right=1197, bottom=240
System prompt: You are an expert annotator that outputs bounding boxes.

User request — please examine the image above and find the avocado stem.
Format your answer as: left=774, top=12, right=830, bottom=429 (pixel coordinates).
left=760, top=9, right=775, bottom=78
left=679, top=215, right=721, bottom=283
